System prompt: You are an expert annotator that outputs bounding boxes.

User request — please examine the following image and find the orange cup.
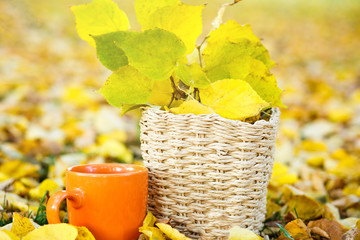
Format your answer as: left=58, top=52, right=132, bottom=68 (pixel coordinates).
left=46, top=163, right=148, bottom=240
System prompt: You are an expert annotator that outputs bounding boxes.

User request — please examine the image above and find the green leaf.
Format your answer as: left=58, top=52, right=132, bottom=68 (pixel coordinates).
left=92, top=31, right=139, bottom=71
left=203, top=20, right=275, bottom=71
left=71, top=0, right=129, bottom=47
left=175, top=62, right=211, bottom=89
left=199, top=79, right=269, bottom=120
left=99, top=66, right=154, bottom=107
left=136, top=0, right=205, bottom=53
left=115, top=28, right=186, bottom=80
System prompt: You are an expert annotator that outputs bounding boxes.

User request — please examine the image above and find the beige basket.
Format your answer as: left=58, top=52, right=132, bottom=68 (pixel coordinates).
left=140, top=108, right=280, bottom=239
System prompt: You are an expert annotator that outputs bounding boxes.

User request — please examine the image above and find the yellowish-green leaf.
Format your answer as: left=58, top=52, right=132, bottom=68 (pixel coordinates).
left=203, top=20, right=275, bottom=71
left=115, top=29, right=186, bottom=80
left=135, top=0, right=179, bottom=28
left=99, top=66, right=154, bottom=107
left=11, top=213, right=35, bottom=238
left=121, top=104, right=148, bottom=116
left=138, top=1, right=204, bottom=53
left=199, top=79, right=269, bottom=120
left=148, top=79, right=174, bottom=106
left=92, top=31, right=138, bottom=71
left=244, top=74, right=285, bottom=108
left=22, top=223, right=78, bottom=240
left=175, top=62, right=211, bottom=89
left=229, top=226, right=263, bottom=240
left=0, top=230, right=20, bottom=240
left=170, top=100, right=214, bottom=115
left=156, top=223, right=192, bottom=240
left=71, top=0, right=129, bottom=47
left=139, top=226, right=166, bottom=240
left=205, top=56, right=267, bottom=83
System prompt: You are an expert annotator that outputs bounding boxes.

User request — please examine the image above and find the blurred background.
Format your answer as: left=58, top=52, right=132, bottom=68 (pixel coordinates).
left=0, top=0, right=359, bottom=229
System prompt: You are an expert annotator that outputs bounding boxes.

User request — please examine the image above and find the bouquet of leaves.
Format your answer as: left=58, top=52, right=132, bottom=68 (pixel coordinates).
left=71, top=0, right=285, bottom=122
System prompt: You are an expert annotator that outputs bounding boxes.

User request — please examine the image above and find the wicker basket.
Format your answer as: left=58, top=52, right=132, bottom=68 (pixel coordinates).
left=140, top=108, right=280, bottom=239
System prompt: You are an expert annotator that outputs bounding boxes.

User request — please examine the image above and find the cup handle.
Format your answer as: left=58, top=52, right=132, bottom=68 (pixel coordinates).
left=46, top=189, right=84, bottom=224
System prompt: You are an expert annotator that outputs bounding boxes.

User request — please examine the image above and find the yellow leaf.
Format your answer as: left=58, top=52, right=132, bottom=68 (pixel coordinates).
left=199, top=79, right=269, bottom=120
left=156, top=223, right=192, bottom=240
left=170, top=100, right=215, bottom=115
left=300, top=140, right=327, bottom=152
left=71, top=0, right=129, bottom=47
left=0, top=230, right=20, bottom=240
left=229, top=226, right=263, bottom=240
left=136, top=0, right=204, bottom=53
left=75, top=226, right=95, bottom=240
left=282, top=185, right=324, bottom=220
left=266, top=199, right=282, bottom=220
left=0, top=191, right=31, bottom=212
left=22, top=223, right=78, bottom=240
left=10, top=213, right=35, bottom=238
left=207, top=20, right=260, bottom=44
left=327, top=106, right=353, bottom=123
left=270, top=162, right=299, bottom=187
left=143, top=212, right=157, bottom=228
left=0, top=160, right=39, bottom=180
left=148, top=79, right=174, bottom=107
left=139, top=226, right=166, bottom=240
left=29, top=179, right=61, bottom=200
left=278, top=219, right=311, bottom=240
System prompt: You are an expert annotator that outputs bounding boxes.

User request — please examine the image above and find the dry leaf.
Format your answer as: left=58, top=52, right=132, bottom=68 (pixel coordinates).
left=10, top=213, right=35, bottom=238
left=278, top=219, right=311, bottom=240
left=308, top=219, right=344, bottom=240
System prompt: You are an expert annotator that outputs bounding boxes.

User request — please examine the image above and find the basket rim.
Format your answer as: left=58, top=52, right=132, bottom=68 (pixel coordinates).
left=141, top=107, right=280, bottom=127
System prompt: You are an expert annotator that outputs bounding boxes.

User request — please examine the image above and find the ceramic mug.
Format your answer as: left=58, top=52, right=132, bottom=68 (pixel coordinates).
left=47, top=163, right=148, bottom=240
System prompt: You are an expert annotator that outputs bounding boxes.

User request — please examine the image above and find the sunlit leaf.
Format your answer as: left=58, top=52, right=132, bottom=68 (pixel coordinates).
left=136, top=0, right=204, bottom=53
left=156, top=223, right=192, bottom=240
left=170, top=100, right=214, bottom=115
left=203, top=20, right=275, bottom=71
left=0, top=230, right=19, bottom=240
left=229, top=226, right=263, bottom=240
left=99, top=65, right=154, bottom=106
left=115, top=29, right=186, bottom=80
left=10, top=213, right=35, bottom=238
left=139, top=226, right=166, bottom=240
left=175, top=62, right=211, bottom=89
left=71, top=0, right=129, bottom=46
left=22, top=223, right=78, bottom=240
left=199, top=79, right=269, bottom=120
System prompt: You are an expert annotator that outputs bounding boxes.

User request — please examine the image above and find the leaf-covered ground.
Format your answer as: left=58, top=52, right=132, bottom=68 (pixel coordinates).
left=1, top=0, right=359, bottom=239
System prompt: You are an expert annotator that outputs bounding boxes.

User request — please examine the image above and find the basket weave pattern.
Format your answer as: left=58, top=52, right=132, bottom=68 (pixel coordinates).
left=140, top=108, right=280, bottom=239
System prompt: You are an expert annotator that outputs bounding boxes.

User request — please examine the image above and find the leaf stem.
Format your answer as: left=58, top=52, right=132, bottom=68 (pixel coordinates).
left=168, top=93, right=175, bottom=108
